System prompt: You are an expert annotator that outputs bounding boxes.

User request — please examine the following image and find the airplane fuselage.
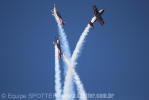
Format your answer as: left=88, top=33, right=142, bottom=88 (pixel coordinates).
left=89, top=5, right=104, bottom=28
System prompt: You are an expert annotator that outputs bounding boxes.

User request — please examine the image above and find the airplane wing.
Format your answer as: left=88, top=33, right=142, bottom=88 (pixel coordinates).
left=57, top=12, right=62, bottom=19
left=99, top=9, right=104, bottom=15
left=58, top=48, right=60, bottom=58
left=93, top=5, right=99, bottom=16
left=97, top=17, right=104, bottom=26
left=58, top=44, right=62, bottom=58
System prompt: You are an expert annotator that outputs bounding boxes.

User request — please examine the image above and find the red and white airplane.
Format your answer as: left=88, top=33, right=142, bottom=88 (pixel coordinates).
left=89, top=5, right=104, bottom=28
left=52, top=4, right=66, bottom=26
left=54, top=38, right=62, bottom=59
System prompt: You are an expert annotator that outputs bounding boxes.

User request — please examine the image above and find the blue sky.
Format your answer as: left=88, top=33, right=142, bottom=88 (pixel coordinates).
left=0, top=0, right=149, bottom=100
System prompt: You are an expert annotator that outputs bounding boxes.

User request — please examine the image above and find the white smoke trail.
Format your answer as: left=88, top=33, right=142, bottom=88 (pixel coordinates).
left=70, top=24, right=91, bottom=100
left=55, top=45, right=62, bottom=100
left=52, top=5, right=91, bottom=100
left=72, top=69, right=87, bottom=100
left=53, top=8, right=74, bottom=100
left=62, top=24, right=91, bottom=100
left=61, top=24, right=91, bottom=100
left=71, top=24, right=91, bottom=62
left=63, top=54, right=87, bottom=100
left=62, top=67, right=73, bottom=100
